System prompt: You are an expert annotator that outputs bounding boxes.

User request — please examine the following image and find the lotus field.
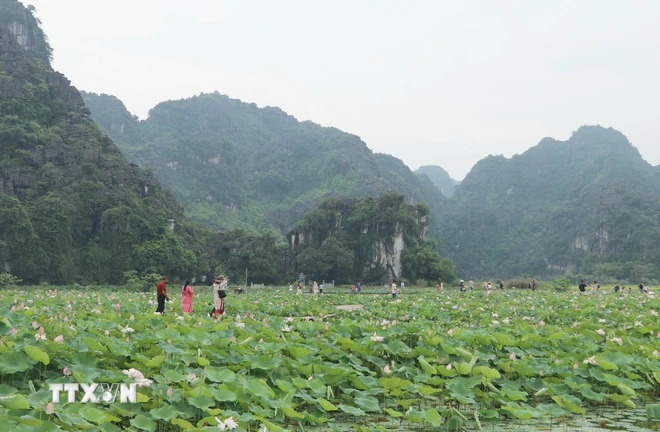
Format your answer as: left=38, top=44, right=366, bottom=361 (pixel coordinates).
left=0, top=285, right=658, bottom=431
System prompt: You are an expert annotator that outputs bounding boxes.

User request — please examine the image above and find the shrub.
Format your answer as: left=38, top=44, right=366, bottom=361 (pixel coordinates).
left=0, top=272, right=21, bottom=288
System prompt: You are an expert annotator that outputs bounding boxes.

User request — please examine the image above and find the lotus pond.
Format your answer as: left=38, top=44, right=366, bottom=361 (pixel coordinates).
left=0, top=285, right=658, bottom=431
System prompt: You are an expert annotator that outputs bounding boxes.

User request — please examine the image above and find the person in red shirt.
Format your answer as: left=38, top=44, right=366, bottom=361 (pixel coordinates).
left=155, top=277, right=170, bottom=314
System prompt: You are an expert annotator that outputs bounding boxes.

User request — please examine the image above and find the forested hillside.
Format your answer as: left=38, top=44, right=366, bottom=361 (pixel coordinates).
left=82, top=92, right=447, bottom=237
left=0, top=0, right=199, bottom=283
left=439, top=125, right=660, bottom=281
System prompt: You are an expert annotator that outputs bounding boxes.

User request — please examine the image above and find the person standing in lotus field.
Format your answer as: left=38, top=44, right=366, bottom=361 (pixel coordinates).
left=211, top=276, right=227, bottom=319
left=155, top=277, right=170, bottom=314
left=181, top=280, right=194, bottom=314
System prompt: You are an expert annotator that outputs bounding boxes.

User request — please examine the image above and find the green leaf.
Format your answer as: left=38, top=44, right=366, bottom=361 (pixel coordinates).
left=384, top=407, right=404, bottom=418
left=0, top=394, right=29, bottom=410
left=417, top=356, right=436, bottom=375
left=210, top=388, right=237, bottom=402
left=317, top=397, right=338, bottom=411
left=130, top=414, right=157, bottom=431
left=473, top=365, right=501, bottom=379
left=281, top=404, right=305, bottom=419
left=205, top=367, right=236, bottom=383
left=243, top=378, right=275, bottom=399
left=24, top=345, right=50, bottom=365
left=145, top=355, right=166, bottom=368
left=354, top=395, right=381, bottom=412
left=338, top=404, right=366, bottom=416
left=150, top=405, right=178, bottom=421
left=171, top=418, right=195, bottom=430
left=80, top=407, right=121, bottom=425
left=250, top=354, right=282, bottom=370
left=424, top=408, right=443, bottom=426
left=0, top=351, right=33, bottom=373
left=188, top=395, right=214, bottom=410
left=551, top=394, right=585, bottom=414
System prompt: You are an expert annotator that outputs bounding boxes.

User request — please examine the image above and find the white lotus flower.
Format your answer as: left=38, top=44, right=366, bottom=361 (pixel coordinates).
left=370, top=333, right=384, bottom=342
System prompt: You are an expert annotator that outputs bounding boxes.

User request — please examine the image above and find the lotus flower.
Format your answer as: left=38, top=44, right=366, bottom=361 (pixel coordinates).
left=63, top=367, right=72, bottom=376
left=447, top=329, right=454, bottom=336
left=383, top=364, right=392, bottom=374
left=582, top=356, right=597, bottom=365
left=45, top=402, right=54, bottom=414
left=509, top=352, right=517, bottom=361
left=611, top=337, right=623, bottom=345
left=370, top=333, right=384, bottom=342
left=123, top=368, right=152, bottom=387
left=53, top=335, right=64, bottom=344
left=595, top=329, right=605, bottom=336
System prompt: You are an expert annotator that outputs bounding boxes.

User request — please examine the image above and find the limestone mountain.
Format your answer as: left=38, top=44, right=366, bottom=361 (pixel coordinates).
left=81, top=91, right=448, bottom=238
left=414, top=165, right=460, bottom=197
left=440, top=125, right=660, bottom=281
left=0, top=0, right=198, bottom=284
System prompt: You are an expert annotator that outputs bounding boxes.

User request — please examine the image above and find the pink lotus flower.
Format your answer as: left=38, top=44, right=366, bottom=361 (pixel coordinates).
left=611, top=337, right=623, bottom=346
left=653, top=350, right=659, bottom=357
left=167, top=387, right=173, bottom=397
left=595, top=329, right=606, bottom=336
left=538, top=320, right=546, bottom=327
left=447, top=329, right=454, bottom=337
left=509, top=352, right=517, bottom=361
left=383, top=364, right=392, bottom=374
left=446, top=363, right=452, bottom=370
left=104, top=330, right=110, bottom=336
left=10, top=328, right=17, bottom=336
left=123, top=368, right=152, bottom=387
left=32, top=321, right=39, bottom=329
left=112, top=303, right=121, bottom=310
left=63, top=367, right=72, bottom=376
left=45, top=402, right=54, bottom=414
left=53, top=335, right=64, bottom=344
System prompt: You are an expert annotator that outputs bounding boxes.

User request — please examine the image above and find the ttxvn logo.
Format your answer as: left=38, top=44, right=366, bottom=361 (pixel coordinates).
left=48, top=383, right=138, bottom=403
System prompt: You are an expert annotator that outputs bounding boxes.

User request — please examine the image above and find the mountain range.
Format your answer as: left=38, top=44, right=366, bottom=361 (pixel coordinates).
left=3, top=0, right=659, bottom=283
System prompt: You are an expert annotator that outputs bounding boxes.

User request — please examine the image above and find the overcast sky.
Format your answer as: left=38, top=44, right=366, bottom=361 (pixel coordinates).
left=25, top=0, right=660, bottom=180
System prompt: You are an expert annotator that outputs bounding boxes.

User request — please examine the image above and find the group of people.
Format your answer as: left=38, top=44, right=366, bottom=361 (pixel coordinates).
left=457, top=279, right=506, bottom=292
left=580, top=280, right=651, bottom=295
left=154, top=275, right=228, bottom=319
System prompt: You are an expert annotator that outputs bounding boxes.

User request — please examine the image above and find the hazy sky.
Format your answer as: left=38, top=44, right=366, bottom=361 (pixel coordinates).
left=25, top=0, right=660, bottom=180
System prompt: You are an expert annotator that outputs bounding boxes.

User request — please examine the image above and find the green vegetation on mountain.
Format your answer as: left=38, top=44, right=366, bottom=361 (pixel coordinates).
left=0, top=0, right=199, bottom=284
left=82, top=91, right=448, bottom=238
left=440, top=126, right=660, bottom=281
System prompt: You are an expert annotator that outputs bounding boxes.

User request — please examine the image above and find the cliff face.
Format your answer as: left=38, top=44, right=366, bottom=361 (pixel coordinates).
left=288, top=195, right=433, bottom=283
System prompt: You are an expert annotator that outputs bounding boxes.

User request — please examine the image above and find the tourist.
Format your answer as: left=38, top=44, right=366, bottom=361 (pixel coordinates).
left=181, top=280, right=194, bottom=314
left=155, top=277, right=170, bottom=314
left=211, top=276, right=227, bottom=319
left=391, top=280, right=398, bottom=299
left=578, top=280, right=587, bottom=295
